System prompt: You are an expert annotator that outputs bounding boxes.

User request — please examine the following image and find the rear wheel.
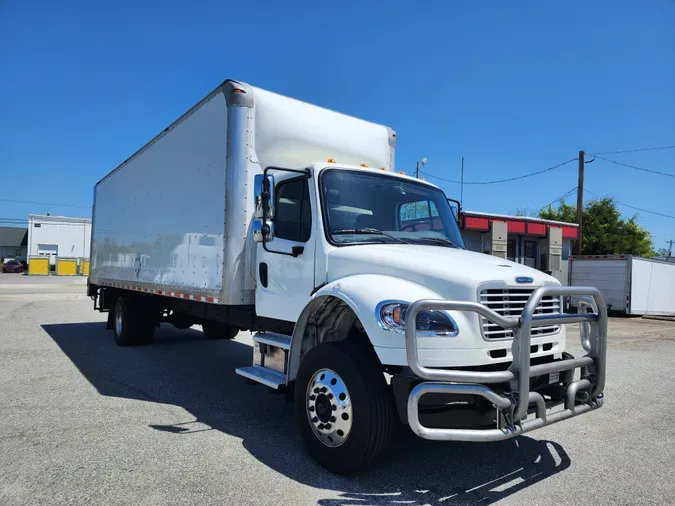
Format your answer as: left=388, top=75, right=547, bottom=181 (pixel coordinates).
left=202, top=322, right=238, bottom=340
left=113, top=295, right=156, bottom=346
left=294, top=340, right=395, bottom=474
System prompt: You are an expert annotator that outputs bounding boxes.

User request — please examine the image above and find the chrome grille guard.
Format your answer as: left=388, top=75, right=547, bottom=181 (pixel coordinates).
left=405, top=286, right=607, bottom=442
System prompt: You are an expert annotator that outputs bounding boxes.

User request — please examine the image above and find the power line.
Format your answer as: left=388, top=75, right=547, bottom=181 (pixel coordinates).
left=420, top=157, right=577, bottom=185
left=0, top=198, right=91, bottom=209
left=540, top=187, right=577, bottom=210
left=593, top=155, right=675, bottom=179
left=584, top=189, right=675, bottom=219
left=592, top=144, right=675, bottom=155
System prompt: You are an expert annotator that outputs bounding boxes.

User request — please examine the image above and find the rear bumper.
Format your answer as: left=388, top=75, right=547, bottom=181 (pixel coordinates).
left=403, top=287, right=607, bottom=442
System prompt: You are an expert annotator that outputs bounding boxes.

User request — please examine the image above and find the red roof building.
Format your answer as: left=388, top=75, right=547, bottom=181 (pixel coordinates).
left=461, top=211, right=579, bottom=286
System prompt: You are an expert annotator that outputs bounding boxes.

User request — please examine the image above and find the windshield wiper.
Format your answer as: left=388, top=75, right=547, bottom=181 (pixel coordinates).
left=411, top=236, right=460, bottom=248
left=331, top=228, right=410, bottom=244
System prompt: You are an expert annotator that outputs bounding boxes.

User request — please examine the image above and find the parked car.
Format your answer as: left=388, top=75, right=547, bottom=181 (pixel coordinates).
left=2, top=260, right=26, bottom=273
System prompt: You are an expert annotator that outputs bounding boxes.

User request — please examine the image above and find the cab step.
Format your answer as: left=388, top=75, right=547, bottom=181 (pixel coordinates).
left=235, top=332, right=292, bottom=389
left=253, top=331, right=291, bottom=350
left=235, top=365, right=287, bottom=389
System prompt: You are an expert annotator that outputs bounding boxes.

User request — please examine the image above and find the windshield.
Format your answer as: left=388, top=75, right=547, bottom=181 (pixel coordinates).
left=320, top=169, right=465, bottom=248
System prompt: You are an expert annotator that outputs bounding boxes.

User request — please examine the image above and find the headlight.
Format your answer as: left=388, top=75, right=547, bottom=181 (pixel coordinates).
left=377, top=302, right=458, bottom=336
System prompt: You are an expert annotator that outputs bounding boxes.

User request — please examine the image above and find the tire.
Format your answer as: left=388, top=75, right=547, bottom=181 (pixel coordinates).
left=202, top=322, right=238, bottom=340
left=294, top=340, right=395, bottom=474
left=112, top=295, right=155, bottom=346
left=169, top=313, right=193, bottom=330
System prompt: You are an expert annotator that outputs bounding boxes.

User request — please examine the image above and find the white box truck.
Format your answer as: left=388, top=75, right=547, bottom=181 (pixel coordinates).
left=88, top=79, right=608, bottom=473
left=570, top=255, right=675, bottom=315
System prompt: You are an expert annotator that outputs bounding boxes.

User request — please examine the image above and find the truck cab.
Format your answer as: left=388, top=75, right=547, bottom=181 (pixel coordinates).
left=253, top=163, right=564, bottom=366
left=239, top=161, right=607, bottom=473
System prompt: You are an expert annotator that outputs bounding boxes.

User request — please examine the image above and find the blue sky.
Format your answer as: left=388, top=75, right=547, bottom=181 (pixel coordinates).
left=1, top=1, right=673, bottom=248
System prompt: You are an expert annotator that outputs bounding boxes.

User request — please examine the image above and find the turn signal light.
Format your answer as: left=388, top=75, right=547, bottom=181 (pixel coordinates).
left=360, top=163, right=369, bottom=167
left=392, top=306, right=402, bottom=324
left=327, top=158, right=336, bottom=163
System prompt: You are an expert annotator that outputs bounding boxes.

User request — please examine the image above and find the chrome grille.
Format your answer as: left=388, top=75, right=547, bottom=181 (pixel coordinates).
left=479, top=288, right=561, bottom=340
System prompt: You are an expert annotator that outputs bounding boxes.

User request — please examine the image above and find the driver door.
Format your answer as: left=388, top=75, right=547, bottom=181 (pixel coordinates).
left=255, top=174, right=316, bottom=323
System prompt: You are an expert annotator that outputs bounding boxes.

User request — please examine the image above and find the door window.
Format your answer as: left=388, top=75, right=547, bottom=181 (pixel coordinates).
left=38, top=244, right=58, bottom=258
left=274, top=178, right=312, bottom=242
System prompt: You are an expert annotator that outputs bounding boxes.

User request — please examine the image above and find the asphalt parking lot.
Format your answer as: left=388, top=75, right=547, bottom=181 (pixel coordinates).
left=1, top=274, right=674, bottom=505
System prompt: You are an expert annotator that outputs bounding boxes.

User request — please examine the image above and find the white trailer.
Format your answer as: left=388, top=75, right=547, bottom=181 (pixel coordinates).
left=570, top=255, right=675, bottom=315
left=88, top=79, right=608, bottom=473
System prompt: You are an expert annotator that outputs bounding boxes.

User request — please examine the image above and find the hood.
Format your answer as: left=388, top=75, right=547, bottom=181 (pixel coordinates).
left=326, top=244, right=559, bottom=298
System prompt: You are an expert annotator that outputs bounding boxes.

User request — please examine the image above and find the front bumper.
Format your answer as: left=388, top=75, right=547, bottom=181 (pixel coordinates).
left=404, top=286, right=607, bottom=442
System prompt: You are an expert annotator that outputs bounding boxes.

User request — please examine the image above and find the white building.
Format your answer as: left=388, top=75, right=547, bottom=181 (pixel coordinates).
left=27, top=215, right=92, bottom=265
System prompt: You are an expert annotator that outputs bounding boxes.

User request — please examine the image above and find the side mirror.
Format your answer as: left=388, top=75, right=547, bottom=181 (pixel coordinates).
left=253, top=219, right=274, bottom=243
left=254, top=174, right=275, bottom=219
left=447, top=198, right=462, bottom=227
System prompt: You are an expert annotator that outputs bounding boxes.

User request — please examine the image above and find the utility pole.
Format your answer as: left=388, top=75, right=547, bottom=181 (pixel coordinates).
left=576, top=150, right=584, bottom=256
left=460, top=156, right=465, bottom=206
left=667, top=239, right=674, bottom=259
left=415, top=157, right=427, bottom=178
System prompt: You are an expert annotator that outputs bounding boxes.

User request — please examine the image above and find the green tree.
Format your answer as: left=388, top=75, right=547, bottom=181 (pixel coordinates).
left=538, top=197, right=655, bottom=257
left=539, top=201, right=577, bottom=223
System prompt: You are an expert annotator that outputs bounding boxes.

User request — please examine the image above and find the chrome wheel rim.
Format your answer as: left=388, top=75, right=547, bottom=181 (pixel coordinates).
left=114, top=304, right=123, bottom=336
left=306, top=368, right=352, bottom=447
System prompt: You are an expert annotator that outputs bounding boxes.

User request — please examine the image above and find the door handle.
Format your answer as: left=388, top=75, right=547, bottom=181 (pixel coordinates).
left=259, top=262, right=268, bottom=288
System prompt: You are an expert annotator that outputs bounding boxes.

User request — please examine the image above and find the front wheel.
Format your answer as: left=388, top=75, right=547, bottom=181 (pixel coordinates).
left=294, top=341, right=395, bottom=474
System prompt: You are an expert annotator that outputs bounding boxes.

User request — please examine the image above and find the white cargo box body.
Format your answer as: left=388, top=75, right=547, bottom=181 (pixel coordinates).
left=90, top=79, right=395, bottom=304
left=570, top=255, right=675, bottom=315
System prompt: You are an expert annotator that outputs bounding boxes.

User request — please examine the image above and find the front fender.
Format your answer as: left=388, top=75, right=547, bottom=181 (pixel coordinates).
left=310, top=274, right=450, bottom=347
left=288, top=274, right=469, bottom=379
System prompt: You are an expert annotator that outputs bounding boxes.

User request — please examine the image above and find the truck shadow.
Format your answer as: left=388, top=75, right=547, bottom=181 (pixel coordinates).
left=42, top=322, right=570, bottom=505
